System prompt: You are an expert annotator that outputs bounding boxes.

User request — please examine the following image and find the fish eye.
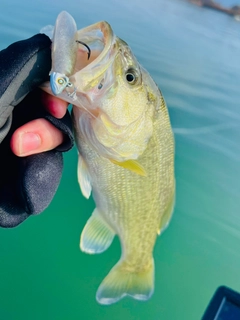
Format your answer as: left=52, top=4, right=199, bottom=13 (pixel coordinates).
left=125, top=68, right=138, bottom=85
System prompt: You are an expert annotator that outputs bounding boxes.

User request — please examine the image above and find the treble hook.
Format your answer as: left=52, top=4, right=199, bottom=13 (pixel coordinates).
left=76, top=40, right=91, bottom=60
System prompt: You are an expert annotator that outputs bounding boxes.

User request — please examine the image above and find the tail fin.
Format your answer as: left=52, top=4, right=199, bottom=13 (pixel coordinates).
left=96, top=258, right=154, bottom=305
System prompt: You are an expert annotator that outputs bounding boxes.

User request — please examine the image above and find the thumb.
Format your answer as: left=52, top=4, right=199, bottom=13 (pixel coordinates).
left=10, top=118, right=65, bottom=157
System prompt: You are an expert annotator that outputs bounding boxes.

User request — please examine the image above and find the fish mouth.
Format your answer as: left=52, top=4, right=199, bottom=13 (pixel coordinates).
left=75, top=21, right=115, bottom=70
left=69, top=21, right=117, bottom=92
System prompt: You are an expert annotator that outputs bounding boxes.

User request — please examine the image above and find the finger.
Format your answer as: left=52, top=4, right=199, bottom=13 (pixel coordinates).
left=10, top=118, right=65, bottom=157
left=41, top=91, right=68, bottom=119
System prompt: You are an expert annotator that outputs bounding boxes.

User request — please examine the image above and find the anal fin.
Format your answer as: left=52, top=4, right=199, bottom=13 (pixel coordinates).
left=80, top=209, right=115, bottom=254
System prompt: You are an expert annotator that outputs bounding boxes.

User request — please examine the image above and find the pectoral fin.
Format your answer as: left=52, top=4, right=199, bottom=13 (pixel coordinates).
left=110, top=159, right=147, bottom=177
left=80, top=209, right=115, bottom=254
left=77, top=153, right=92, bottom=199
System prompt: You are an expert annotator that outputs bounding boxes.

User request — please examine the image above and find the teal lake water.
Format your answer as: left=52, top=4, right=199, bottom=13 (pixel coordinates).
left=1, top=0, right=240, bottom=319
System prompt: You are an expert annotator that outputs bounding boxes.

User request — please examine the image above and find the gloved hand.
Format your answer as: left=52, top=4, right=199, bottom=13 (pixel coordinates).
left=0, top=34, right=74, bottom=228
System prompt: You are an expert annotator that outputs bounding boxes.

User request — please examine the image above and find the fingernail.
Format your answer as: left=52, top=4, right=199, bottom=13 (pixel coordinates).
left=20, top=132, right=41, bottom=155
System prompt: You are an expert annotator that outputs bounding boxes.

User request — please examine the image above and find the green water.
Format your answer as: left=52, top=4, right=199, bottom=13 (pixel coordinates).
left=1, top=0, right=240, bottom=319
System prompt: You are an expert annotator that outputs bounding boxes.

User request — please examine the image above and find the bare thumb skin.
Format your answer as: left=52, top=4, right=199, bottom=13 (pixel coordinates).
left=11, top=118, right=65, bottom=156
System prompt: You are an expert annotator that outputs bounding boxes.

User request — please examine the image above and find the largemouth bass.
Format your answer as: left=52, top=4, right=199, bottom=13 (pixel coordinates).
left=42, top=11, right=175, bottom=305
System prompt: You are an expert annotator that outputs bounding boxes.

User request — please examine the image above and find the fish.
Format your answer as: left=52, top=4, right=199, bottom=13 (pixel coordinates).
left=42, top=11, right=175, bottom=305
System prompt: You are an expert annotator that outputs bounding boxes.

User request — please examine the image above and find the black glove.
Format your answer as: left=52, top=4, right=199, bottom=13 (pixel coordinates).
left=0, top=34, right=74, bottom=228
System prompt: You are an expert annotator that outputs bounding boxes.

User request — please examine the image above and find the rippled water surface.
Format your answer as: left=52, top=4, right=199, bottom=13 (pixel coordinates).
left=1, top=0, right=240, bottom=319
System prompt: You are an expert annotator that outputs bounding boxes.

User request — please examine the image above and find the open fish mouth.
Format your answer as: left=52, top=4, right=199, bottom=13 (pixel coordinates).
left=73, top=21, right=116, bottom=75
left=68, top=20, right=119, bottom=106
